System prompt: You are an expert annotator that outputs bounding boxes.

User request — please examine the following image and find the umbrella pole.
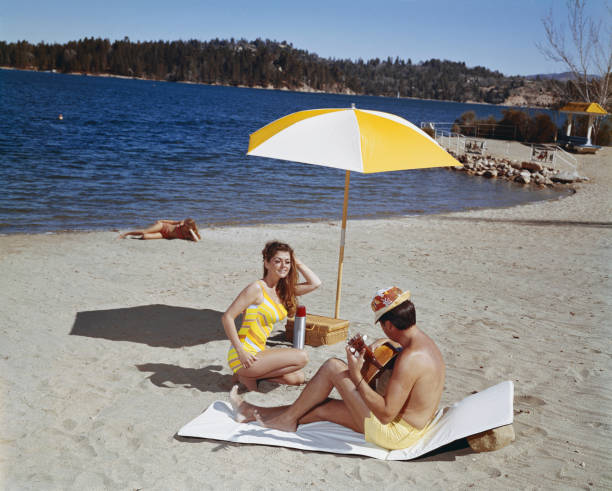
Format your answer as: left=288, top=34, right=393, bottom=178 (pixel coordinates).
left=334, top=170, right=350, bottom=318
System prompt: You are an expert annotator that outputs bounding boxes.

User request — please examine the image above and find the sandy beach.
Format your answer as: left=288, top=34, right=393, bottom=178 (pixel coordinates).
left=1, top=143, right=610, bottom=490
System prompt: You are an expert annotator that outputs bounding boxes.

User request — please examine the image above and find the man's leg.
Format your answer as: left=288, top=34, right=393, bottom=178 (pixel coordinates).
left=253, top=358, right=370, bottom=433
left=298, top=399, right=362, bottom=433
left=230, top=358, right=338, bottom=427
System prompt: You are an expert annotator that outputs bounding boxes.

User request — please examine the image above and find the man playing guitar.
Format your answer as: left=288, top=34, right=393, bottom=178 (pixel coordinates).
left=230, top=286, right=446, bottom=450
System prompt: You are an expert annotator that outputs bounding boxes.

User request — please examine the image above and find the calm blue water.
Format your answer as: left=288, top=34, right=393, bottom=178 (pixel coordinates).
left=0, top=69, right=569, bottom=234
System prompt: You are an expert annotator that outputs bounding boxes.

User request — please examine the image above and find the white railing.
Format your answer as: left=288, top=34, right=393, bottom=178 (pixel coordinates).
left=435, top=129, right=466, bottom=155
left=422, top=122, right=579, bottom=175
left=553, top=146, right=578, bottom=174
left=530, top=144, right=555, bottom=165
left=529, top=144, right=579, bottom=174
left=420, top=122, right=466, bottom=155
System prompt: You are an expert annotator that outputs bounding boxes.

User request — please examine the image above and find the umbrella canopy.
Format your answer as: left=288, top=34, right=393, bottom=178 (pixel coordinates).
left=247, top=107, right=460, bottom=318
left=248, top=108, right=459, bottom=172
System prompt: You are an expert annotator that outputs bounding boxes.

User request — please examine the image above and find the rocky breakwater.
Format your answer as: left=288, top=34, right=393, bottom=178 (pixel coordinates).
left=449, top=153, right=587, bottom=187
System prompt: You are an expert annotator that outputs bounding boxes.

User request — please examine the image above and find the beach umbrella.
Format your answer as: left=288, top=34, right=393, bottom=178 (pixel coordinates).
left=247, top=106, right=460, bottom=318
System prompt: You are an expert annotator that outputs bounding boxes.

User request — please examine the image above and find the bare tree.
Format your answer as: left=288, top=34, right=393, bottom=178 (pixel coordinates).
left=539, top=0, right=612, bottom=109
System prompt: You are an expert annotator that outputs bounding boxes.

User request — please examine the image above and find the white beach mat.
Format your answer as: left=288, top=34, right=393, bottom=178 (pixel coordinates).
left=178, top=380, right=514, bottom=460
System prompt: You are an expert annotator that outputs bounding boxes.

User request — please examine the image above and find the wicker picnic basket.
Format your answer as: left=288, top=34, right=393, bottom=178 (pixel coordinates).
left=285, top=314, right=349, bottom=347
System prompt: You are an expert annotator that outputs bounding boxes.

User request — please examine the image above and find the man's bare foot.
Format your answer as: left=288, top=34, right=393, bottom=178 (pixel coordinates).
left=254, top=410, right=298, bottom=433
left=229, top=385, right=256, bottom=423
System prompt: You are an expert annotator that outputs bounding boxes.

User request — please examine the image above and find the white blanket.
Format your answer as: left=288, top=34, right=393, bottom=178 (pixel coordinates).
left=178, top=380, right=514, bottom=460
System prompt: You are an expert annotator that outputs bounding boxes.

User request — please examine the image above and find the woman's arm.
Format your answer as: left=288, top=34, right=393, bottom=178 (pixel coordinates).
left=221, top=282, right=263, bottom=368
left=159, top=219, right=180, bottom=224
left=294, top=258, right=322, bottom=296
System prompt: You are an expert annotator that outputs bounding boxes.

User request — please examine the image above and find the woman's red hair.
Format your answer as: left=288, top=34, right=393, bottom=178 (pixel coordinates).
left=262, top=241, right=297, bottom=317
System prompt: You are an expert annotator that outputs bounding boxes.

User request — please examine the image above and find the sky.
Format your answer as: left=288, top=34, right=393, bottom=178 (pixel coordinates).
left=1, top=0, right=610, bottom=76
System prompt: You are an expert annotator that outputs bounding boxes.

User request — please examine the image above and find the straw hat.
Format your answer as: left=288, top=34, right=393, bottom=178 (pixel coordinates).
left=371, top=286, right=411, bottom=322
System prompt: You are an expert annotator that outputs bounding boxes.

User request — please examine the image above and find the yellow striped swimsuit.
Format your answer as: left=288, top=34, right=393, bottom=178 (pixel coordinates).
left=227, top=280, right=288, bottom=373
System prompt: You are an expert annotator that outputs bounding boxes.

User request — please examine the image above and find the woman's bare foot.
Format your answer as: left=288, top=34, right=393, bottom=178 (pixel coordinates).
left=237, top=374, right=258, bottom=392
left=254, top=409, right=298, bottom=433
left=229, top=385, right=256, bottom=423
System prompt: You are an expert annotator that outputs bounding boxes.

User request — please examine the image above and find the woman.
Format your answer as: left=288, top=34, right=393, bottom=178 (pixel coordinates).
left=223, top=240, right=321, bottom=391
left=119, top=218, right=201, bottom=241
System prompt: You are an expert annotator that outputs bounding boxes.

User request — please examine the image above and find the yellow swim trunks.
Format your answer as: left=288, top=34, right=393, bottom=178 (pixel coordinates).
left=364, top=413, right=431, bottom=450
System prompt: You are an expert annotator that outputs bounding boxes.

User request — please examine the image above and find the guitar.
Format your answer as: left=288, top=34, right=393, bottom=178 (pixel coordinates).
left=347, top=334, right=402, bottom=386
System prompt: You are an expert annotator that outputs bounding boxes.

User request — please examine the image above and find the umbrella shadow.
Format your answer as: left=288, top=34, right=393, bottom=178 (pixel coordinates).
left=70, top=305, right=225, bottom=348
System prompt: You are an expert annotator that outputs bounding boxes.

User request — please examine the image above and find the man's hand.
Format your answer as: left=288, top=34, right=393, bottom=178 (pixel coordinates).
left=345, top=344, right=365, bottom=386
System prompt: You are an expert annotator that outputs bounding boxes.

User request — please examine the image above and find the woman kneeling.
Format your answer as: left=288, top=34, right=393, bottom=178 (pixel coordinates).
left=222, top=241, right=321, bottom=391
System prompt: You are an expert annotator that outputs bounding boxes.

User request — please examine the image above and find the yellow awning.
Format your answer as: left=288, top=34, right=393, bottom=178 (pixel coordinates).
left=559, top=102, right=608, bottom=115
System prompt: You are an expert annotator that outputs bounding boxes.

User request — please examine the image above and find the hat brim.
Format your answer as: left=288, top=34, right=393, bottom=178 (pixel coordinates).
left=374, top=291, right=411, bottom=322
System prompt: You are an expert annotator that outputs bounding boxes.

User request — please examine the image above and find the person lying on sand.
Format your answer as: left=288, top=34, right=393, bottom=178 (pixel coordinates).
left=223, top=241, right=321, bottom=392
left=230, top=286, right=446, bottom=450
left=119, top=218, right=201, bottom=241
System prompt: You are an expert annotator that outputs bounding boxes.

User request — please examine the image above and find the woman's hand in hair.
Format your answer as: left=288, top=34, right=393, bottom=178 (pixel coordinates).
left=294, top=257, right=322, bottom=296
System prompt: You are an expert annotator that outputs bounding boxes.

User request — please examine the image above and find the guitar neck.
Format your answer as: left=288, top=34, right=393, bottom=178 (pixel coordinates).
left=348, top=335, right=384, bottom=370
left=348, top=335, right=401, bottom=385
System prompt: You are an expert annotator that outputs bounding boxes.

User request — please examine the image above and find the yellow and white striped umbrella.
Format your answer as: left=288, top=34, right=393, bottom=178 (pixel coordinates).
left=246, top=107, right=460, bottom=318
left=247, top=107, right=459, bottom=172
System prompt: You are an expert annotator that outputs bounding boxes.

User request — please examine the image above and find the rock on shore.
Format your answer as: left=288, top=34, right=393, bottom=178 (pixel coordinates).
left=450, top=151, right=588, bottom=187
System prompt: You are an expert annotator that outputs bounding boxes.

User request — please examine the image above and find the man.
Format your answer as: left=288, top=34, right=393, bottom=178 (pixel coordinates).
left=230, top=286, right=445, bottom=450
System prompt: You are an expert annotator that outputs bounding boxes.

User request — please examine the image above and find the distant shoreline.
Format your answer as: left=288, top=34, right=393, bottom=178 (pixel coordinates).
left=0, top=66, right=553, bottom=110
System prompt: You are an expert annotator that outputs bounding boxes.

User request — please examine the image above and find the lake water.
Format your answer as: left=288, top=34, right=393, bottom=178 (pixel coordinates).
left=0, top=69, right=569, bottom=234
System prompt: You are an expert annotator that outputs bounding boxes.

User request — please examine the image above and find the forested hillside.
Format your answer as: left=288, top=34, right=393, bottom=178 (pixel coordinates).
left=0, top=37, right=561, bottom=105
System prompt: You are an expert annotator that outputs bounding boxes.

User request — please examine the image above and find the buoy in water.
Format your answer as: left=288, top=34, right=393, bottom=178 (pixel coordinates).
left=58, top=114, right=63, bottom=120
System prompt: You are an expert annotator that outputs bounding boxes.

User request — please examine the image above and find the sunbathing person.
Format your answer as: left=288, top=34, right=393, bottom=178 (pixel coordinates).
left=119, top=218, right=201, bottom=241
left=223, top=240, right=321, bottom=391
left=230, top=287, right=445, bottom=450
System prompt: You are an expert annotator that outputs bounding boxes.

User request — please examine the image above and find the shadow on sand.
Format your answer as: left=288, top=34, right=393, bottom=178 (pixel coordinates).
left=136, top=363, right=279, bottom=394
left=136, top=363, right=234, bottom=393
left=174, top=433, right=472, bottom=462
left=435, top=215, right=611, bottom=229
left=70, top=305, right=226, bottom=348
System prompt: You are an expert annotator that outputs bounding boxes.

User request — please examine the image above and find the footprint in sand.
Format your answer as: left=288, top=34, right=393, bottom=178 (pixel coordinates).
left=516, top=395, right=546, bottom=407
left=584, top=421, right=611, bottom=432
left=517, top=424, right=548, bottom=439
left=71, top=435, right=97, bottom=458
left=62, top=419, right=77, bottom=431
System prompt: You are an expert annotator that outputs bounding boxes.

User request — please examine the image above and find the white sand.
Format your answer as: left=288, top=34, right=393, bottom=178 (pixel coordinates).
left=1, top=145, right=610, bottom=489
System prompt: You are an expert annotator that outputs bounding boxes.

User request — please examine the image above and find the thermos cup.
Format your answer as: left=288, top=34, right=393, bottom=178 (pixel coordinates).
left=293, top=305, right=307, bottom=349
